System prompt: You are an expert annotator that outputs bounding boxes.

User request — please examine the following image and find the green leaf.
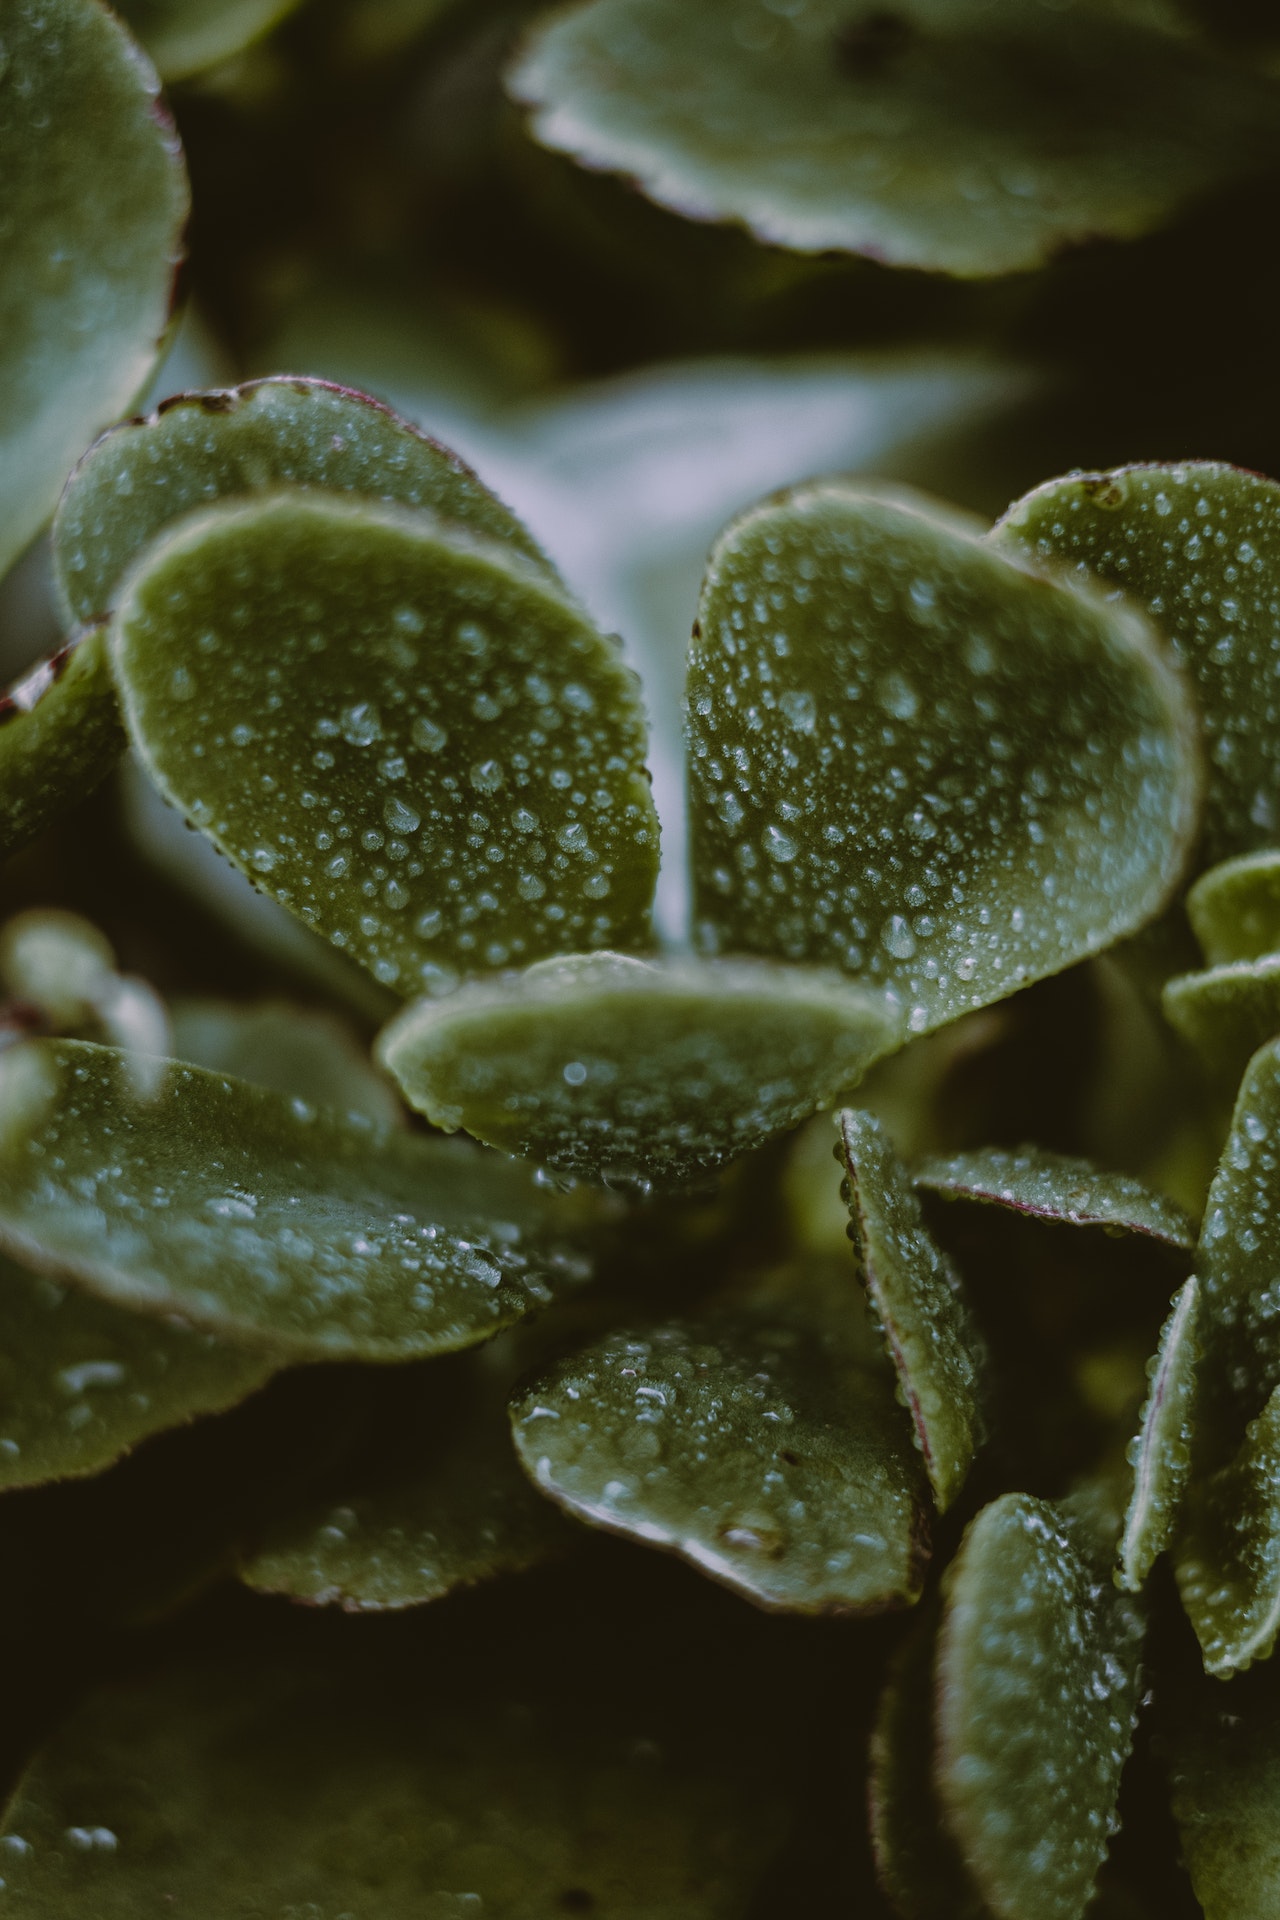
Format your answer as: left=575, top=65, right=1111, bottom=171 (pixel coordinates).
left=1118, top=1275, right=1199, bottom=1591
left=508, top=1294, right=930, bottom=1614
left=1188, top=851, right=1280, bottom=966
left=1165, top=1654, right=1280, bottom=1920
left=995, top=462, right=1280, bottom=868
left=1162, top=957, right=1280, bottom=1087
left=54, top=374, right=559, bottom=629
left=0, top=1038, right=594, bottom=1362
left=379, top=951, right=903, bottom=1187
left=838, top=1108, right=986, bottom=1511
left=240, top=1354, right=571, bottom=1610
left=1176, top=1387, right=1280, bottom=1676
left=0, top=1252, right=275, bottom=1491
left=0, top=0, right=188, bottom=581
left=169, top=996, right=402, bottom=1129
left=109, top=491, right=660, bottom=990
left=915, top=1145, right=1196, bottom=1252
left=687, top=481, right=1200, bottom=1036
left=116, top=0, right=304, bottom=78
left=508, top=0, right=1280, bottom=277
left=0, top=629, right=125, bottom=861
left=936, top=1491, right=1146, bottom=1920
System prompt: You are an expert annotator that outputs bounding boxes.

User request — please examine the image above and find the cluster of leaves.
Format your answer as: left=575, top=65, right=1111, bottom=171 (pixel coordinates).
left=7, top=0, right=1280, bottom=1914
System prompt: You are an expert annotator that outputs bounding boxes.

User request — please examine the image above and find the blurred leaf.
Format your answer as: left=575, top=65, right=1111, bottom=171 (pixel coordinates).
left=0, top=1253, right=275, bottom=1491
left=687, top=481, right=1200, bottom=1034
left=1165, top=1652, right=1280, bottom=1920
left=996, top=462, right=1280, bottom=868
left=169, top=996, right=401, bottom=1128
left=839, top=1108, right=986, bottom=1510
left=1118, top=1275, right=1198, bottom=1590
left=1176, top=1387, right=1280, bottom=1676
left=508, top=1290, right=929, bottom=1614
left=109, top=491, right=660, bottom=991
left=116, top=0, right=305, bottom=79
left=380, top=951, right=903, bottom=1186
left=0, top=631, right=125, bottom=861
left=936, top=1490, right=1146, bottom=1920
left=0, top=1038, right=594, bottom=1362
left=1162, top=956, right=1280, bottom=1088
left=1188, top=850, right=1280, bottom=966
left=508, top=0, right=1280, bottom=277
left=916, top=1145, right=1196, bottom=1251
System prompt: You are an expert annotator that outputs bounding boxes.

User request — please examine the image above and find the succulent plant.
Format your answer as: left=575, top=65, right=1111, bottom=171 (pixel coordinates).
left=6, top=0, right=1280, bottom=1915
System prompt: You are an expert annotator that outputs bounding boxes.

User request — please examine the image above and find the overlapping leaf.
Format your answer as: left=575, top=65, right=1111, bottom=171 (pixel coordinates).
left=380, top=952, right=902, bottom=1185
left=509, top=0, right=1280, bottom=276
left=0, top=1038, right=594, bottom=1362
left=0, top=631, right=125, bottom=859
left=169, top=997, right=401, bottom=1128
left=116, top=0, right=305, bottom=78
left=916, top=1144, right=1196, bottom=1252
left=110, top=491, right=660, bottom=990
left=1176, top=1388, right=1280, bottom=1675
left=1163, top=956, right=1280, bottom=1087
left=1118, top=1275, right=1199, bottom=1590
left=1188, top=850, right=1280, bottom=966
left=687, top=481, right=1199, bottom=1035
left=1166, top=1654, right=1280, bottom=1920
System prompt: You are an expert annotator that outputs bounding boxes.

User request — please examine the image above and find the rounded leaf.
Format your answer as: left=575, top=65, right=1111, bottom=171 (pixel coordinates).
left=169, top=997, right=401, bottom=1129
left=0, top=629, right=124, bottom=860
left=380, top=951, right=903, bottom=1186
left=1176, top=1387, right=1280, bottom=1677
left=117, top=0, right=305, bottom=78
left=1118, top=1275, right=1199, bottom=1591
left=109, top=492, right=660, bottom=990
left=1166, top=1655, right=1280, bottom=1920
left=687, top=481, right=1200, bottom=1035
left=1188, top=850, right=1280, bottom=967
left=0, top=0, right=188, bottom=580
left=1163, top=956, right=1280, bottom=1087
left=916, top=1145, right=1196, bottom=1252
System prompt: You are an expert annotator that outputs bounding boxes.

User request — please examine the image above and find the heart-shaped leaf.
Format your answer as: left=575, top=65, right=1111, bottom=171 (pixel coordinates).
left=1163, top=957, right=1280, bottom=1087
left=1176, top=1387, right=1280, bottom=1676
left=380, top=951, right=903, bottom=1186
left=1188, top=850, right=1280, bottom=966
left=116, top=0, right=305, bottom=78
left=0, top=629, right=125, bottom=860
left=1165, top=1653, right=1280, bottom=1920
left=169, top=997, right=402, bottom=1129
left=54, top=374, right=559, bottom=629
left=916, top=1145, right=1196, bottom=1253
left=838, top=1108, right=986, bottom=1510
left=0, top=1038, right=594, bottom=1362
left=0, top=1252, right=275, bottom=1491
left=1118, top=1275, right=1199, bottom=1591
left=936, top=1490, right=1146, bottom=1920
left=110, top=491, right=660, bottom=990
left=0, top=0, right=188, bottom=581
left=508, top=0, right=1280, bottom=277
left=687, top=481, right=1200, bottom=1036
left=995, top=463, right=1280, bottom=868
left=508, top=1294, right=929, bottom=1614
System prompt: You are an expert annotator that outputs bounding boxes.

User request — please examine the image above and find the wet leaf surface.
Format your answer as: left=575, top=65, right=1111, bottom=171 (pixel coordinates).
left=169, top=996, right=401, bottom=1129
left=1166, top=1652, right=1280, bottom=1919
left=380, top=951, right=903, bottom=1186
left=687, top=481, right=1199, bottom=1035
left=839, top=1108, right=986, bottom=1510
left=0, top=631, right=125, bottom=861
left=110, top=492, right=660, bottom=991
left=936, top=1490, right=1146, bottom=1920
left=996, top=462, right=1280, bottom=868
left=508, top=1290, right=929, bottom=1614
left=1118, top=1276, right=1198, bottom=1591
left=508, top=0, right=1280, bottom=276
left=916, top=1145, right=1196, bottom=1252
left=1176, top=1388, right=1280, bottom=1677
left=1162, top=957, right=1280, bottom=1088
left=0, top=1039, right=594, bottom=1363
left=0, top=1253, right=275, bottom=1492
left=1188, top=850, right=1280, bottom=967
left=54, top=375, right=558, bottom=629
left=116, top=0, right=304, bottom=77
left=0, top=0, right=188, bottom=581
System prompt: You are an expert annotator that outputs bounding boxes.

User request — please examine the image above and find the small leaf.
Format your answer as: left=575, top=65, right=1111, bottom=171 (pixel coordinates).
left=915, top=1145, right=1196, bottom=1253
left=54, top=374, right=559, bottom=629
left=1162, top=957, right=1280, bottom=1087
left=0, top=0, right=188, bottom=581
left=0, top=1038, right=594, bottom=1362
left=838, top=1109, right=986, bottom=1510
left=936, top=1490, right=1146, bottom=1920
left=508, top=0, right=1280, bottom=276
left=116, top=0, right=305, bottom=78
left=0, top=630, right=125, bottom=861
left=1176, top=1388, right=1280, bottom=1677
left=1118, top=1275, right=1199, bottom=1591
left=169, top=997, right=402, bottom=1129
left=380, top=951, right=903, bottom=1186
left=1188, top=850, right=1280, bottom=966
left=996, top=462, right=1280, bottom=867
left=687, top=481, right=1199, bottom=1035
left=0, top=1253, right=275, bottom=1491
left=109, top=491, right=660, bottom=990
left=1165, top=1653, right=1280, bottom=1920
left=508, top=1295, right=929, bottom=1614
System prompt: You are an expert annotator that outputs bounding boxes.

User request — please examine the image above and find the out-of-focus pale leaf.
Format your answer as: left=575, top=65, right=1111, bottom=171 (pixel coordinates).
left=996, top=463, right=1280, bottom=867
left=380, top=951, right=902, bottom=1186
left=1163, top=957, right=1280, bottom=1088
left=508, top=0, right=1280, bottom=276
left=1176, top=1388, right=1280, bottom=1676
left=838, top=1109, right=986, bottom=1511
left=1166, top=1655, right=1280, bottom=1920
left=0, top=1038, right=594, bottom=1362
left=0, top=1252, right=275, bottom=1490
left=0, top=0, right=188, bottom=581
left=169, top=997, right=401, bottom=1129
left=687, top=481, right=1200, bottom=1034
left=1188, top=851, right=1280, bottom=966
left=0, top=631, right=125, bottom=860
left=1118, top=1275, right=1199, bottom=1590
left=916, top=1145, right=1196, bottom=1252
left=109, top=492, right=660, bottom=991
left=116, top=0, right=305, bottom=78
left=936, top=1490, right=1146, bottom=1920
